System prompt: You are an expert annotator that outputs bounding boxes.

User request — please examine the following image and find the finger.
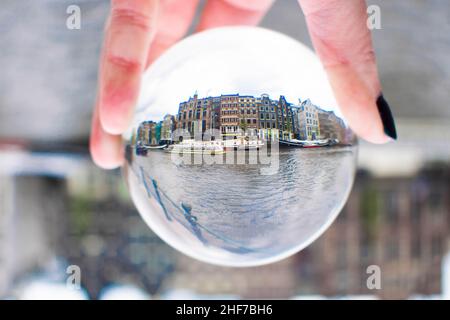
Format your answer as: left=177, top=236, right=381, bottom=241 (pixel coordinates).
left=90, top=100, right=124, bottom=169
left=99, top=0, right=159, bottom=135
left=197, top=0, right=275, bottom=31
left=146, top=0, right=200, bottom=66
left=298, top=0, right=397, bottom=143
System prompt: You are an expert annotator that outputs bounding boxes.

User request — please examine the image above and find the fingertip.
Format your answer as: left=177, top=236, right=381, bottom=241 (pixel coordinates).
left=359, top=131, right=393, bottom=145
left=342, top=99, right=394, bottom=145
left=99, top=83, right=137, bottom=135
left=99, top=108, right=133, bottom=135
left=323, top=62, right=397, bottom=146
left=197, top=0, right=273, bottom=31
left=90, top=136, right=124, bottom=170
left=90, top=114, right=124, bottom=170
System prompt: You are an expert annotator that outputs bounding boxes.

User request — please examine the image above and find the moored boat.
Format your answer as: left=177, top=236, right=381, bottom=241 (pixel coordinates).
left=144, top=144, right=167, bottom=150
left=279, top=139, right=304, bottom=148
left=302, top=139, right=330, bottom=148
left=279, top=138, right=330, bottom=148
left=166, top=141, right=225, bottom=155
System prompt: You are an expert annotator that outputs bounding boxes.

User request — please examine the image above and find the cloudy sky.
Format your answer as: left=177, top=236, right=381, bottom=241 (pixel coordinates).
left=126, top=26, right=341, bottom=137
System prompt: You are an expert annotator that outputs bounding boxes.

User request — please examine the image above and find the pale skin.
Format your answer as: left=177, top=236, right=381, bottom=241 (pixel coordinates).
left=90, top=0, right=391, bottom=169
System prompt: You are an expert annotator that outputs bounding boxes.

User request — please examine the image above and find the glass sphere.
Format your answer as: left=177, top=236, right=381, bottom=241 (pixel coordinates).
left=123, top=27, right=357, bottom=267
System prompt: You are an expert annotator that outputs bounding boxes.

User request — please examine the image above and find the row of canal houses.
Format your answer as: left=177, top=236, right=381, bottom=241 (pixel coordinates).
left=137, top=93, right=347, bottom=146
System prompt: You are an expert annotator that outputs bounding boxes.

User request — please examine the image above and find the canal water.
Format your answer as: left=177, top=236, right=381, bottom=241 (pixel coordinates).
left=125, top=146, right=357, bottom=266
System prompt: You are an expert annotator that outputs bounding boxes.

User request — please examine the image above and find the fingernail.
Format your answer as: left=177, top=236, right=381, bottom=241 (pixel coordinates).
left=376, top=94, right=397, bottom=140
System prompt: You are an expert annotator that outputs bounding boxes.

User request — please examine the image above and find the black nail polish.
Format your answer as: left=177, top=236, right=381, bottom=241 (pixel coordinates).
left=376, top=94, right=397, bottom=140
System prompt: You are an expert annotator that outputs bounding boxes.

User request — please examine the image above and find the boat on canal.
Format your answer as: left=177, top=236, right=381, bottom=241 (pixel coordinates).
left=279, top=138, right=330, bottom=148
left=165, top=140, right=225, bottom=155
left=302, top=139, right=330, bottom=148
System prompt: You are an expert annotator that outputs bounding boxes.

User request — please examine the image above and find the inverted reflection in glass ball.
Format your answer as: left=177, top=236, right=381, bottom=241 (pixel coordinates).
left=123, top=27, right=357, bottom=267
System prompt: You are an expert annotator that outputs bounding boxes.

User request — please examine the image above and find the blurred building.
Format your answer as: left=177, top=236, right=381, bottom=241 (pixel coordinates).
left=161, top=115, right=176, bottom=143
left=294, top=165, right=450, bottom=299
left=62, top=169, right=177, bottom=298
left=0, top=177, right=12, bottom=296
left=137, top=121, right=154, bottom=145
left=0, top=175, right=70, bottom=297
left=318, top=110, right=346, bottom=142
left=162, top=254, right=299, bottom=298
left=137, top=121, right=163, bottom=146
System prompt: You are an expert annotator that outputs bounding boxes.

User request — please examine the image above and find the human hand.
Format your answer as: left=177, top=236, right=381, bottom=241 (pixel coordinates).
left=90, top=0, right=396, bottom=169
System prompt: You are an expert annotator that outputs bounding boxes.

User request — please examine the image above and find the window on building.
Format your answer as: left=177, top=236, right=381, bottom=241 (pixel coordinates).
left=411, top=236, right=421, bottom=259
left=385, top=238, right=399, bottom=260
left=431, top=235, right=442, bottom=258
left=385, top=192, right=398, bottom=223
left=429, top=190, right=444, bottom=211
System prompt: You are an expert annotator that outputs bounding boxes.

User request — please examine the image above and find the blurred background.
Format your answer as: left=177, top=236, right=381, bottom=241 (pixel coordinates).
left=0, top=0, right=449, bottom=299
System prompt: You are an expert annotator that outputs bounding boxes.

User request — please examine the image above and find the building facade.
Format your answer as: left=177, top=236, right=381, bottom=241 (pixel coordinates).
left=141, top=93, right=346, bottom=143
left=277, top=96, right=294, bottom=140
left=211, top=96, right=221, bottom=133
left=238, top=95, right=259, bottom=136
left=220, top=94, right=240, bottom=135
left=318, top=110, right=347, bottom=142
left=258, top=94, right=279, bottom=140
left=296, top=99, right=320, bottom=140
left=176, top=93, right=210, bottom=136
left=161, top=114, right=176, bottom=142
left=137, top=121, right=163, bottom=145
left=137, top=121, right=154, bottom=145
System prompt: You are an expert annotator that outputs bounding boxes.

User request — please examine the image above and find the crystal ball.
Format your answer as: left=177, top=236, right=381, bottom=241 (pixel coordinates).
left=123, top=27, right=357, bottom=267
